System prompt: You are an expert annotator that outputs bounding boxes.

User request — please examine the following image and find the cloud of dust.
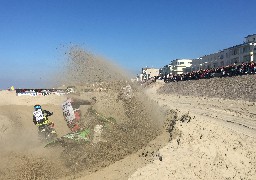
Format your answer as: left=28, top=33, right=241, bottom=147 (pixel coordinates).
left=57, top=45, right=131, bottom=86
left=54, top=46, right=167, bottom=174
left=0, top=45, right=167, bottom=179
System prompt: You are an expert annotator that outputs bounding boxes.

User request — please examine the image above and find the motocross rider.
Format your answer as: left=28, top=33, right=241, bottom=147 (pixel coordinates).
left=33, top=104, right=53, bottom=130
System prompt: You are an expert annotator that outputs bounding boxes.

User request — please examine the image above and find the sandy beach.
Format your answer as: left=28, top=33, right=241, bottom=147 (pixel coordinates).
left=0, top=78, right=256, bottom=180
left=129, top=82, right=256, bottom=180
left=2, top=1, right=256, bottom=179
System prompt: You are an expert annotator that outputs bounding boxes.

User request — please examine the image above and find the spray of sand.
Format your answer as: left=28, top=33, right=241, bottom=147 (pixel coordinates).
left=57, top=46, right=166, bottom=174
left=0, top=46, right=168, bottom=179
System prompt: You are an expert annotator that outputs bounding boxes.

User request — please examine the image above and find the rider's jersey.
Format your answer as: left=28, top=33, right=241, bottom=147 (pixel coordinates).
left=33, top=109, right=44, bottom=123
left=62, top=98, right=76, bottom=124
left=33, top=109, right=52, bottom=126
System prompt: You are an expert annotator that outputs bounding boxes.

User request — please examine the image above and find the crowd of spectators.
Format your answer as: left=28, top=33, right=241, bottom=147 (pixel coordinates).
left=15, top=88, right=66, bottom=96
left=164, top=61, right=255, bottom=83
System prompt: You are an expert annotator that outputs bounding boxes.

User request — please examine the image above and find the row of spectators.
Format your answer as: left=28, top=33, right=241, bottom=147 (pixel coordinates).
left=164, top=61, right=255, bottom=83
left=15, top=89, right=66, bottom=96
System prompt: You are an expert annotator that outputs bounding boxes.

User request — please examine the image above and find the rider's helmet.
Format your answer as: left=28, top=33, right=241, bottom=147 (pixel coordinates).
left=34, top=104, right=42, bottom=111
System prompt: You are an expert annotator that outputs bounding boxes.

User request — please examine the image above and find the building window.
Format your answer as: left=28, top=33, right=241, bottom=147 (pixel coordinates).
left=234, top=49, right=239, bottom=55
left=243, top=46, right=250, bottom=53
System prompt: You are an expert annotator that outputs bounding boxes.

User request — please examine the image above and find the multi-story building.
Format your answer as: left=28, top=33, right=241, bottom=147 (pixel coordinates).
left=138, top=67, right=160, bottom=81
left=160, top=59, right=192, bottom=77
left=142, top=34, right=256, bottom=78
left=191, top=34, right=256, bottom=70
left=170, top=59, right=192, bottom=75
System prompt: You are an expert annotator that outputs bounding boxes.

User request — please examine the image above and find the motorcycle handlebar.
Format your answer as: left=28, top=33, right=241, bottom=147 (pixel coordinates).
left=45, top=112, right=53, bottom=117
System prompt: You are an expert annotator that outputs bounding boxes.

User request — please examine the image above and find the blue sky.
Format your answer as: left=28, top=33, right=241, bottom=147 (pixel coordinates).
left=1, top=0, right=256, bottom=89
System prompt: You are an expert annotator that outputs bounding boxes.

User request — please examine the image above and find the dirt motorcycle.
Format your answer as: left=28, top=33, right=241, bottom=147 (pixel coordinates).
left=37, top=114, right=57, bottom=142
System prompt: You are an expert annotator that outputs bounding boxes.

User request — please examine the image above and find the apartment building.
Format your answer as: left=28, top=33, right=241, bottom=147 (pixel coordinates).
left=160, top=59, right=192, bottom=77
left=142, top=34, right=256, bottom=79
left=138, top=67, right=160, bottom=81
left=191, top=34, right=256, bottom=71
left=170, top=59, right=192, bottom=75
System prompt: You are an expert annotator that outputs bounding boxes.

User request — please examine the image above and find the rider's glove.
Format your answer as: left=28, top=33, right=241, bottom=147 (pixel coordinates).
left=38, top=119, right=44, bottom=124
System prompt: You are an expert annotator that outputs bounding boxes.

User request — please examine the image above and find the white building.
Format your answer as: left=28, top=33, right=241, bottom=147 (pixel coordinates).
left=192, top=34, right=256, bottom=71
left=139, top=67, right=160, bottom=81
left=170, top=59, right=192, bottom=75
left=142, top=34, right=256, bottom=77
